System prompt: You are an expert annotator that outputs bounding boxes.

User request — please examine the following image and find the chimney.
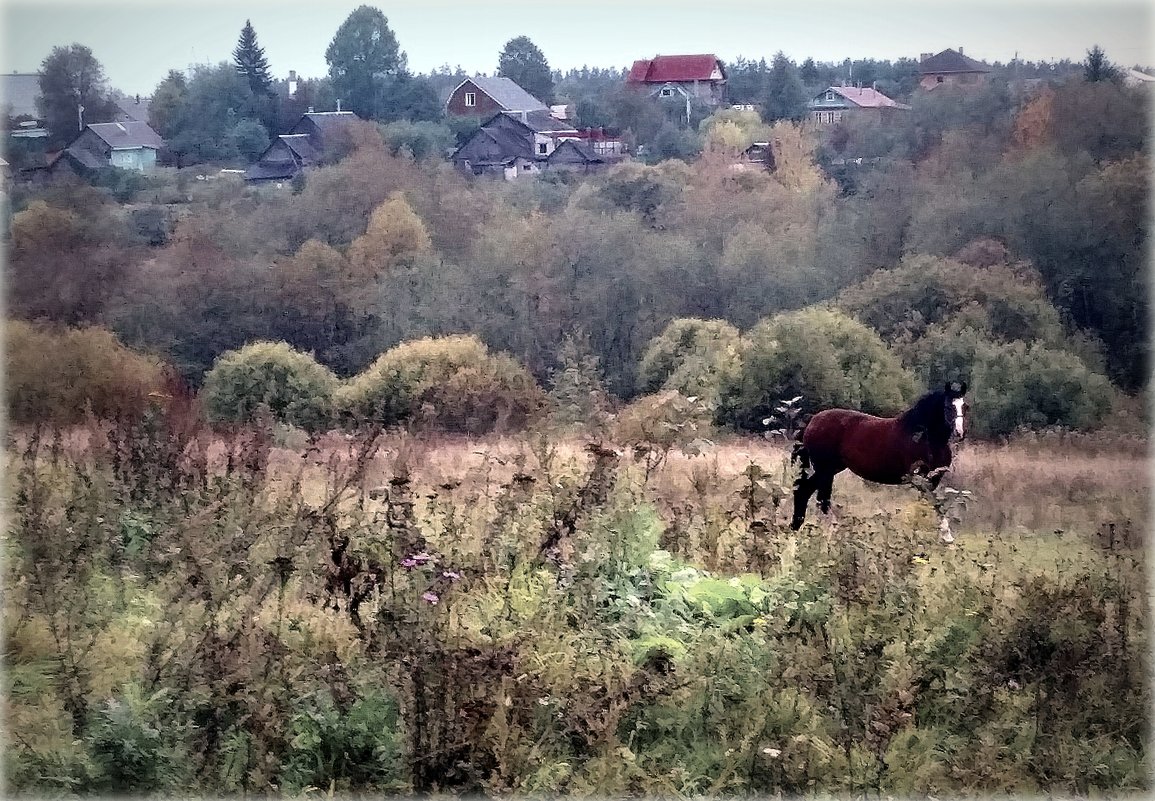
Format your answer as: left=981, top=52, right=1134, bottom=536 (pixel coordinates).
left=958, top=47, right=964, bottom=55
left=308, top=106, right=315, bottom=113
left=135, top=94, right=140, bottom=104
left=288, top=70, right=298, bottom=99
left=920, top=52, right=932, bottom=62
left=336, top=98, right=342, bottom=112
left=520, top=110, right=527, bottom=122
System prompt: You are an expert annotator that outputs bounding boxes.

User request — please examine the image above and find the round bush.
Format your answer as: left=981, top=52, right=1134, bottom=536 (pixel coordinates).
left=6, top=320, right=167, bottom=424
left=907, top=325, right=1114, bottom=438
left=637, top=318, right=742, bottom=405
left=727, top=307, right=916, bottom=431
left=200, top=341, right=339, bottom=431
left=837, top=254, right=1065, bottom=347
left=337, top=335, right=545, bottom=434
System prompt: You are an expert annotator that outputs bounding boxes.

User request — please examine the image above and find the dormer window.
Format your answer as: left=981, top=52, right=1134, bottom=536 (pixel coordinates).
left=465, top=92, right=476, bottom=107
left=659, top=87, right=674, bottom=97
left=825, top=90, right=835, bottom=101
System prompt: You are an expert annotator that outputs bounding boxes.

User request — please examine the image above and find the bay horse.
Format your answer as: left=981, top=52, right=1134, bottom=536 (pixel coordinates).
left=790, top=382, right=969, bottom=531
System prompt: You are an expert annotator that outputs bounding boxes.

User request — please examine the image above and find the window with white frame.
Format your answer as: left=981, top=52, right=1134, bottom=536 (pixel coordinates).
left=538, top=142, right=548, bottom=155
left=465, top=92, right=476, bottom=106
left=825, top=90, right=834, bottom=101
left=659, top=87, right=674, bottom=97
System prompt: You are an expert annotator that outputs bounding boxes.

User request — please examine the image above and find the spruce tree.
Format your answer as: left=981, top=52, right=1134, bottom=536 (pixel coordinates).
left=233, top=19, right=272, bottom=95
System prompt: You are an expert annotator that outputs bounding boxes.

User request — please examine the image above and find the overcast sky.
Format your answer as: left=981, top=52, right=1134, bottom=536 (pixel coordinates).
left=2, top=0, right=1152, bottom=97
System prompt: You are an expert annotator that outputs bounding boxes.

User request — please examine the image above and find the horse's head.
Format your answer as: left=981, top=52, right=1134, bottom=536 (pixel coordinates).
left=944, top=381, right=969, bottom=441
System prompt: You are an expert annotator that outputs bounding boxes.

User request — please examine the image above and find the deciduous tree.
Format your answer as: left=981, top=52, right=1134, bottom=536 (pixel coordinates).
left=497, top=36, right=554, bottom=104
left=37, top=44, right=118, bottom=147
left=325, top=5, right=406, bottom=119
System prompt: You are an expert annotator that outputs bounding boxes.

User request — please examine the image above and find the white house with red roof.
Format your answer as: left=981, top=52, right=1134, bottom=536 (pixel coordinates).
left=808, top=85, right=910, bottom=125
left=626, top=54, right=728, bottom=106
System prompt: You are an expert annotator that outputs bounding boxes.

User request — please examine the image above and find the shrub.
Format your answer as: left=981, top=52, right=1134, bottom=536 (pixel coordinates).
left=907, top=326, right=1114, bottom=437
left=613, top=390, right=714, bottom=456
left=6, top=320, right=168, bottom=424
left=727, top=307, right=916, bottom=430
left=637, top=318, right=742, bottom=407
left=337, top=335, right=545, bottom=434
left=836, top=253, right=1066, bottom=347
left=200, top=341, right=339, bottom=431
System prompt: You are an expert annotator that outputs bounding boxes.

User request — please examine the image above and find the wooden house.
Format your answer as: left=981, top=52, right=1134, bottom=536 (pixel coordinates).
left=452, top=110, right=581, bottom=177
left=445, top=75, right=549, bottom=118
left=545, top=139, right=620, bottom=173
left=626, top=54, right=728, bottom=106
left=48, top=120, right=165, bottom=173
left=808, top=86, right=910, bottom=125
left=918, top=48, right=991, bottom=90
left=245, top=110, right=357, bottom=181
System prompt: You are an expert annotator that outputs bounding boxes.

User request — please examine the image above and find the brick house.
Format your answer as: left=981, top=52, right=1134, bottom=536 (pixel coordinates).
left=626, top=54, right=728, bottom=106
left=918, top=48, right=991, bottom=90
left=445, top=75, right=548, bottom=118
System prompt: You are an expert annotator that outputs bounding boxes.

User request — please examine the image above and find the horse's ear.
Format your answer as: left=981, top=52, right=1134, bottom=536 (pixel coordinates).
left=946, top=381, right=967, bottom=397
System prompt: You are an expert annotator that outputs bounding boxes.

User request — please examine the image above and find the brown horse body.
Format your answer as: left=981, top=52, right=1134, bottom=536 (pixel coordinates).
left=790, top=383, right=968, bottom=530
left=801, top=409, right=953, bottom=486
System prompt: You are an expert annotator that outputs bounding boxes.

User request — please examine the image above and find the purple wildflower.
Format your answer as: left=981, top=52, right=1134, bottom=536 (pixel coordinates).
left=422, top=591, right=440, bottom=605
left=401, top=552, right=433, bottom=570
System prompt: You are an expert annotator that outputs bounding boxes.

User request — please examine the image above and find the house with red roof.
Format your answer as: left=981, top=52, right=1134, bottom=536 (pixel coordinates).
left=918, top=48, right=991, bottom=90
left=808, top=85, right=910, bottom=126
left=626, top=54, right=728, bottom=106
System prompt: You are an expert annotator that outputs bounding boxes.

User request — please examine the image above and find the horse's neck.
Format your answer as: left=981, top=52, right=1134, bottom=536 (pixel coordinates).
left=900, top=401, right=950, bottom=445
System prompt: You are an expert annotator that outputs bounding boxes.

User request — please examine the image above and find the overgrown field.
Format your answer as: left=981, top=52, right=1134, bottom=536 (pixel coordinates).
left=4, top=411, right=1149, bottom=797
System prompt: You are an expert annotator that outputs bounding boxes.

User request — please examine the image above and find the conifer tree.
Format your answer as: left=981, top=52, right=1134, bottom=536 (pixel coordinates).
left=233, top=19, right=272, bottom=95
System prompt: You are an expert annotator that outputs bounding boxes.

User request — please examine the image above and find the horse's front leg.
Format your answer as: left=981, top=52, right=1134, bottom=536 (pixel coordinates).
left=815, top=471, right=835, bottom=516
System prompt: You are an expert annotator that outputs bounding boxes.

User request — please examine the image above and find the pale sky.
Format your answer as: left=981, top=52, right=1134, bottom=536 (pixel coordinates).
left=1, top=0, right=1152, bottom=97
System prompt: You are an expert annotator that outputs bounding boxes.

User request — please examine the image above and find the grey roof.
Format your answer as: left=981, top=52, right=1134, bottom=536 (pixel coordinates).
left=482, top=126, right=533, bottom=158
left=53, top=147, right=105, bottom=170
left=297, top=111, right=357, bottom=136
left=87, top=121, right=165, bottom=149
left=501, top=109, right=578, bottom=134
left=115, top=96, right=151, bottom=123
left=278, top=133, right=320, bottom=161
left=919, top=49, right=991, bottom=75
left=0, top=73, right=41, bottom=119
left=245, top=160, right=299, bottom=181
left=465, top=76, right=547, bottom=111
left=546, top=139, right=601, bottom=163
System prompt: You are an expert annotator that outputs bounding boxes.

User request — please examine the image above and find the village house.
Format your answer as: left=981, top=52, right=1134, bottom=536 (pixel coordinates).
left=445, top=75, right=548, bottom=118
left=453, top=110, right=624, bottom=178
left=245, top=110, right=357, bottom=181
left=452, top=110, right=579, bottom=177
left=808, top=85, right=910, bottom=125
left=918, top=48, right=991, bottom=89
left=626, top=54, right=728, bottom=107
left=49, top=120, right=165, bottom=173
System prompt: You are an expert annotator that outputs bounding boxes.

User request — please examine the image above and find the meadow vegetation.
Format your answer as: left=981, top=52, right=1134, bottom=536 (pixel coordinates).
left=3, top=405, right=1147, bottom=796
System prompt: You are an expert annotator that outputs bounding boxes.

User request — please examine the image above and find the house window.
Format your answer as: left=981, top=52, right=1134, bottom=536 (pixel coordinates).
left=659, top=87, right=674, bottom=97
left=936, top=76, right=944, bottom=84
left=825, top=91, right=834, bottom=101
left=538, top=142, right=548, bottom=155
left=465, top=92, right=476, bottom=107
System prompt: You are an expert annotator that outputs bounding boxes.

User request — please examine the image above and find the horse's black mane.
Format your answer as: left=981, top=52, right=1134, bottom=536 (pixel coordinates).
left=898, top=389, right=951, bottom=438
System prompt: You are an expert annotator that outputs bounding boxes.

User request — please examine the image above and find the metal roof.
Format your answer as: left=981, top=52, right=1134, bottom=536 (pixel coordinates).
left=87, top=121, right=165, bottom=149
left=459, top=75, right=547, bottom=111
